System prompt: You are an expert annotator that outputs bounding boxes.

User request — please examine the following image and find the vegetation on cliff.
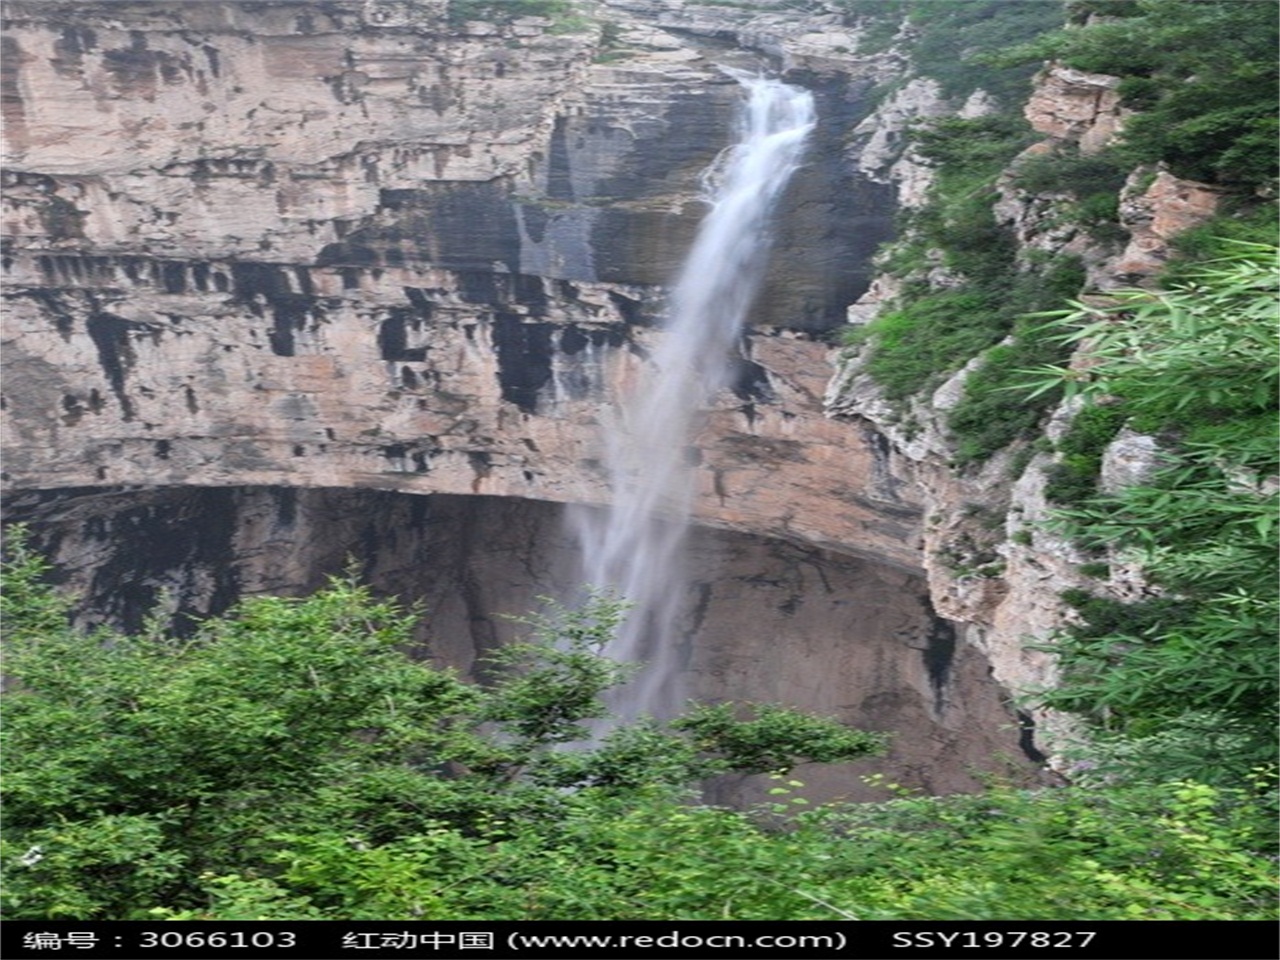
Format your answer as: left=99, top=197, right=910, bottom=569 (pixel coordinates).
left=840, top=0, right=1279, bottom=793
left=831, top=2, right=1279, bottom=922
left=1021, top=242, right=1279, bottom=789
left=844, top=104, right=1093, bottom=462
left=840, top=0, right=1064, bottom=102
left=846, top=0, right=1277, bottom=463
left=2, top=536, right=1276, bottom=921
left=1012, top=0, right=1279, bottom=188
left=847, top=0, right=1278, bottom=190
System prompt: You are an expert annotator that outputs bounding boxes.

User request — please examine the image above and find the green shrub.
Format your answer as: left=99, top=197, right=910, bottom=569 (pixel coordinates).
left=1011, top=149, right=1129, bottom=198
left=946, top=257, right=1088, bottom=464
left=903, top=0, right=1065, bottom=102
left=1165, top=205, right=1280, bottom=280
left=447, top=0, right=577, bottom=27
left=0, top=532, right=884, bottom=920
left=912, top=115, right=1036, bottom=171
left=854, top=291, right=1006, bottom=400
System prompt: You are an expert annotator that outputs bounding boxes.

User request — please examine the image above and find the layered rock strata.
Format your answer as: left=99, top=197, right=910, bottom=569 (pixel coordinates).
left=3, top=0, right=907, bottom=561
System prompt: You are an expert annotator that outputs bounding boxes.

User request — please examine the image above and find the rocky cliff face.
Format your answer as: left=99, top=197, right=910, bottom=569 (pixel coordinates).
left=2, top=0, right=1072, bottom=798
left=3, top=0, right=907, bottom=560
left=828, top=54, right=1224, bottom=761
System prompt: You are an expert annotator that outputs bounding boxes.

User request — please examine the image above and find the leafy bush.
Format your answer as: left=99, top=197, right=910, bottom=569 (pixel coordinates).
left=449, top=0, right=566, bottom=21
left=945, top=257, right=1088, bottom=465
left=1010, top=149, right=1129, bottom=198
left=1010, top=148, right=1129, bottom=239
left=853, top=290, right=1005, bottom=400
left=0, top=534, right=881, bottom=920
left=1165, top=205, right=1280, bottom=281
left=912, top=115, right=1035, bottom=171
left=947, top=335, right=1063, bottom=466
left=1042, top=401, right=1130, bottom=506
left=902, top=0, right=1066, bottom=102
left=811, top=778, right=1276, bottom=920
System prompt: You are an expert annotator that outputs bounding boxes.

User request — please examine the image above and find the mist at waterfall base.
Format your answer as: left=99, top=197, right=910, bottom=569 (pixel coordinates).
left=568, top=74, right=816, bottom=725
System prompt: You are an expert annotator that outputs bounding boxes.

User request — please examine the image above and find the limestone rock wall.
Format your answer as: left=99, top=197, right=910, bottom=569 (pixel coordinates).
left=826, top=46, right=1224, bottom=766
left=3, top=0, right=912, bottom=563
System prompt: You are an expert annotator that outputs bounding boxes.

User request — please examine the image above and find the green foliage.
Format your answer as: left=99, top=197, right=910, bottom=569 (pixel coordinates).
left=852, top=290, right=1005, bottom=401
left=1165, top=205, right=1280, bottom=281
left=1010, top=147, right=1129, bottom=238
left=123, top=779, right=1280, bottom=922
left=447, top=0, right=579, bottom=28
left=0, top=537, right=883, bottom=920
left=911, top=115, right=1035, bottom=171
left=3, top=531, right=1275, bottom=921
left=478, top=596, right=632, bottom=746
left=851, top=102, right=1092, bottom=460
left=1042, top=401, right=1130, bottom=506
left=1016, top=244, right=1280, bottom=785
left=810, top=778, right=1276, bottom=920
left=1061, top=715, right=1276, bottom=795
left=672, top=704, right=885, bottom=774
left=997, top=0, right=1279, bottom=188
left=945, top=258, right=1087, bottom=465
left=1019, top=243, right=1279, bottom=429
left=0, top=533, right=72, bottom=645
left=835, top=1, right=1062, bottom=101
left=834, top=0, right=905, bottom=52
left=0, top=815, right=184, bottom=921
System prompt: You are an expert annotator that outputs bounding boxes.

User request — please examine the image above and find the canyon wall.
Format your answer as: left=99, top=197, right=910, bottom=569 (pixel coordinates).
left=8, top=484, right=1037, bottom=802
left=829, top=55, right=1224, bottom=756
left=0, top=0, right=1132, bottom=799
left=2, top=0, right=910, bottom=563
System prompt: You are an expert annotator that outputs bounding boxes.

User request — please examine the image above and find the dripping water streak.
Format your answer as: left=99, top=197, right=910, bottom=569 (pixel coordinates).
left=570, top=73, right=815, bottom=723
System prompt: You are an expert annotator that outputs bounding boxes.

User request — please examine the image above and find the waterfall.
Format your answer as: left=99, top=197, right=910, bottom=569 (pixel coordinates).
left=570, top=73, right=815, bottom=722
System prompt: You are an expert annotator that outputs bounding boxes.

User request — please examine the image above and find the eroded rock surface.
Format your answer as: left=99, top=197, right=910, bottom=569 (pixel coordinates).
left=826, top=46, right=1225, bottom=768
left=3, top=0, right=909, bottom=560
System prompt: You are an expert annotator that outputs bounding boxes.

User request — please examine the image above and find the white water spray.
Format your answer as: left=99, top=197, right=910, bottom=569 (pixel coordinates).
left=570, top=73, right=815, bottom=721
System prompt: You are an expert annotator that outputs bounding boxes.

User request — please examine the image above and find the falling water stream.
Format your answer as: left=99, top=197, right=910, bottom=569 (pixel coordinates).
left=570, top=72, right=816, bottom=722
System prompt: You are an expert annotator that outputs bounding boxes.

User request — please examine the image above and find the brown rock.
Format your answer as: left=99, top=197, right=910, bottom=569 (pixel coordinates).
left=1024, top=62, right=1123, bottom=153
